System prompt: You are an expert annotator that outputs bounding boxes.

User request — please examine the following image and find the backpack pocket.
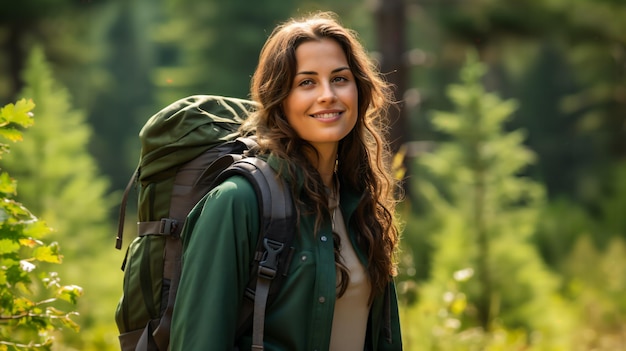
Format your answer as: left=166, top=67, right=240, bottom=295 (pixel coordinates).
left=115, top=234, right=166, bottom=334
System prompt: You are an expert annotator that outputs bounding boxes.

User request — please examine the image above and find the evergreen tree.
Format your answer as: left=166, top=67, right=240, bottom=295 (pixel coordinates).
left=416, top=0, right=626, bottom=208
left=153, top=0, right=297, bottom=104
left=404, top=53, right=574, bottom=349
left=87, top=0, right=158, bottom=193
left=0, top=98, right=83, bottom=351
left=2, top=46, right=120, bottom=351
left=4, top=47, right=113, bottom=254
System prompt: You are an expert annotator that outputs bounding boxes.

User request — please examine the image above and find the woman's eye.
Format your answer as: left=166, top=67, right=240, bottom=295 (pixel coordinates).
left=298, top=79, right=314, bottom=87
left=332, top=76, right=348, bottom=83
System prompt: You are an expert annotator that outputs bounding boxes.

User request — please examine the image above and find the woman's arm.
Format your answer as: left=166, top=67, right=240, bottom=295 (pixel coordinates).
left=170, top=176, right=260, bottom=350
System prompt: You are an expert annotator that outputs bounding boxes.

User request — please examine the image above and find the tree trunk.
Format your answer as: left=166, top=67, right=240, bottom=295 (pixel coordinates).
left=7, top=22, right=26, bottom=99
left=375, top=0, right=408, bottom=155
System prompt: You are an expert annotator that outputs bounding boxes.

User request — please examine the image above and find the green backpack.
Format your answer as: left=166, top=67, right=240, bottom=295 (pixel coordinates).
left=114, top=95, right=295, bottom=351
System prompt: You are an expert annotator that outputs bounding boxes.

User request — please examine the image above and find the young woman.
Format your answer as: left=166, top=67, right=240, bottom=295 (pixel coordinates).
left=171, top=11, right=403, bottom=351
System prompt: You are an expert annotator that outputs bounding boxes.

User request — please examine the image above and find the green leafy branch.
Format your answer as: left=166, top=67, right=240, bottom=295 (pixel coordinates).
left=0, top=99, right=83, bottom=350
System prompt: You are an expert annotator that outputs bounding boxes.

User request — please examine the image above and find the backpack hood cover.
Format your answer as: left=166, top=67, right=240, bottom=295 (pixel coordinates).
left=138, top=95, right=257, bottom=180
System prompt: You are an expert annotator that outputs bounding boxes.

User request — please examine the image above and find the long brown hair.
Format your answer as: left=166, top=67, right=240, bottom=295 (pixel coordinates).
left=241, top=11, right=400, bottom=298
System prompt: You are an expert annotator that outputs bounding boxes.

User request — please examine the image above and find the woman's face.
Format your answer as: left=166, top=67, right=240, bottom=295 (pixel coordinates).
left=283, top=38, right=358, bottom=156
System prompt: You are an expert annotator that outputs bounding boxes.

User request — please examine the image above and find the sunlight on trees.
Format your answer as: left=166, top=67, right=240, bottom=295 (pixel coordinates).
left=1, top=1, right=625, bottom=349
left=1, top=47, right=119, bottom=351
left=399, top=53, right=575, bottom=350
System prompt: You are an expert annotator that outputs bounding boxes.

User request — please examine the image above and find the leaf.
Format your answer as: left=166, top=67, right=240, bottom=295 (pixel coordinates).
left=59, top=312, right=81, bottom=332
left=45, top=306, right=66, bottom=317
left=0, top=239, right=20, bottom=255
left=22, top=219, right=52, bottom=239
left=56, top=285, right=83, bottom=305
left=0, top=172, right=17, bottom=195
left=0, top=99, right=35, bottom=128
left=2, top=198, right=34, bottom=221
left=0, top=128, right=24, bottom=143
left=12, top=296, right=35, bottom=313
left=19, top=237, right=42, bottom=247
left=33, top=245, right=62, bottom=263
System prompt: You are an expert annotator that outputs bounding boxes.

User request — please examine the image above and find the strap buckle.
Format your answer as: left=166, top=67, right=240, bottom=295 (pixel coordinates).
left=257, top=238, right=284, bottom=280
left=159, top=218, right=178, bottom=236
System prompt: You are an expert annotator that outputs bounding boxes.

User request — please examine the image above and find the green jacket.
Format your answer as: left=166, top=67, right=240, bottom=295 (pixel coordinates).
left=171, top=155, right=402, bottom=350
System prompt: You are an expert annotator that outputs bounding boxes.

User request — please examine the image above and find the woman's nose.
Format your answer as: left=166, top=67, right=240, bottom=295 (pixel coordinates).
left=317, top=83, right=337, bottom=103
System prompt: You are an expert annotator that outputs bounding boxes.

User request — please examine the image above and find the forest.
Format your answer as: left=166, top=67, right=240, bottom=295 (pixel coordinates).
left=0, top=0, right=625, bottom=350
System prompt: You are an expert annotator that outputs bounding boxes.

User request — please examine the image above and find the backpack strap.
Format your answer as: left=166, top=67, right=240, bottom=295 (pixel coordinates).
left=212, top=157, right=295, bottom=351
left=145, top=147, right=234, bottom=351
left=116, top=166, right=139, bottom=250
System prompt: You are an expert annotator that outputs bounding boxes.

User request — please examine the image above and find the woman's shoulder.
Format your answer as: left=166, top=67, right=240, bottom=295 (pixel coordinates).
left=208, top=174, right=259, bottom=204
left=185, top=174, right=259, bottom=222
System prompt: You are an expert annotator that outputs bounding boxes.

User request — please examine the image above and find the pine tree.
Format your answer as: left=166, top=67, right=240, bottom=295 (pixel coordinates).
left=2, top=46, right=120, bottom=351
left=406, top=52, right=574, bottom=349
left=4, top=46, right=113, bottom=255
left=0, top=98, right=83, bottom=351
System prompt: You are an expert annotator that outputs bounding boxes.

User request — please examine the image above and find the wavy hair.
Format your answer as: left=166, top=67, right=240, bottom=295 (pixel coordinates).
left=241, top=11, right=399, bottom=298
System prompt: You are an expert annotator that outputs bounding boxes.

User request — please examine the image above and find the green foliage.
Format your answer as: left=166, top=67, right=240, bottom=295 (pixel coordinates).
left=401, top=53, right=575, bottom=350
left=1, top=47, right=120, bottom=351
left=412, top=0, right=626, bottom=210
left=531, top=161, right=626, bottom=351
left=154, top=0, right=297, bottom=103
left=0, top=99, right=82, bottom=351
left=85, top=0, right=157, bottom=193
left=4, top=46, right=113, bottom=256
left=2, top=1, right=625, bottom=349
left=562, top=235, right=626, bottom=350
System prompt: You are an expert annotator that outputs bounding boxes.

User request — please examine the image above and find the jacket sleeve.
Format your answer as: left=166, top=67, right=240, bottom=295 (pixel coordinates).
left=377, top=281, right=403, bottom=351
left=170, top=176, right=259, bottom=350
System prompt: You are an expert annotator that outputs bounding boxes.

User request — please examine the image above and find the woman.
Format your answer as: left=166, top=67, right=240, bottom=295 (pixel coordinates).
left=171, top=11, right=402, bottom=351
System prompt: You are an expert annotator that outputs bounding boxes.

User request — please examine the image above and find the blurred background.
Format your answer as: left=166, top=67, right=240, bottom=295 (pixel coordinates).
left=1, top=0, right=624, bottom=350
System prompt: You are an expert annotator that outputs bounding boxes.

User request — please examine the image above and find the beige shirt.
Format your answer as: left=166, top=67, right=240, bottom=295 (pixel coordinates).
left=329, top=193, right=372, bottom=351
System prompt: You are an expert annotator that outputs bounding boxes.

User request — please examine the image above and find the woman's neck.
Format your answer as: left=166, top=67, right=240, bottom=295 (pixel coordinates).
left=306, top=145, right=337, bottom=188
left=318, top=159, right=336, bottom=189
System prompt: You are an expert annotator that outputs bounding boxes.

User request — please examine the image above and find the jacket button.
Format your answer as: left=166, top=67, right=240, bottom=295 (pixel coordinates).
left=320, top=235, right=328, bottom=242
left=318, top=296, right=326, bottom=303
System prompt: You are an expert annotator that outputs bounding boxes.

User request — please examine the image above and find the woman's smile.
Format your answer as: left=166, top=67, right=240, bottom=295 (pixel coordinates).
left=310, top=110, right=343, bottom=121
left=283, top=38, right=358, bottom=156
